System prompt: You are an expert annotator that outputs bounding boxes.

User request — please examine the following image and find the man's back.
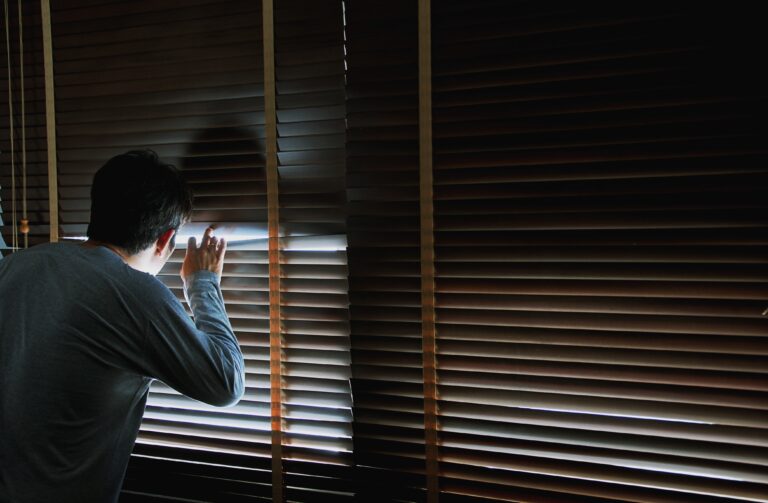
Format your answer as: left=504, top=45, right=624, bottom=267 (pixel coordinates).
left=0, top=242, right=243, bottom=502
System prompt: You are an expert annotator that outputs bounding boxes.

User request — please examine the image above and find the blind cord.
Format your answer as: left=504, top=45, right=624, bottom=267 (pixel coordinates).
left=17, top=0, right=26, bottom=248
left=3, top=0, right=17, bottom=251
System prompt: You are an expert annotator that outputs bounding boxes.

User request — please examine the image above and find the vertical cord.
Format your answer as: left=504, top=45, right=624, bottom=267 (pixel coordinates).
left=4, top=0, right=17, bottom=250
left=419, top=0, right=439, bottom=501
left=263, top=0, right=284, bottom=501
left=18, top=0, right=26, bottom=248
left=40, top=0, right=57, bottom=243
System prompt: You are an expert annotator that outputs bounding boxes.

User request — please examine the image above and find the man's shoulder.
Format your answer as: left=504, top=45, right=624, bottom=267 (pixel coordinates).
left=4, top=241, right=61, bottom=257
left=0, top=242, right=70, bottom=270
left=129, top=268, right=174, bottom=296
left=126, top=268, right=188, bottom=318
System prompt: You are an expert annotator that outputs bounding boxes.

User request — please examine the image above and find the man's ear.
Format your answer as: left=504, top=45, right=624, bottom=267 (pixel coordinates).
left=156, top=229, right=176, bottom=256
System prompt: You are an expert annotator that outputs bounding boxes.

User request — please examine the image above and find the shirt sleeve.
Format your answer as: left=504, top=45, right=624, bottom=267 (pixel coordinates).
left=140, top=271, right=245, bottom=407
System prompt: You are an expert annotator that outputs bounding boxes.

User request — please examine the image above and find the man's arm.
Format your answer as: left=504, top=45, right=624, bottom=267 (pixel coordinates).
left=141, top=228, right=244, bottom=407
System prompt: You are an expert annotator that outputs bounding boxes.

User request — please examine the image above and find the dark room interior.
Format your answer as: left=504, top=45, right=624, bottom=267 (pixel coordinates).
left=1, top=1, right=767, bottom=502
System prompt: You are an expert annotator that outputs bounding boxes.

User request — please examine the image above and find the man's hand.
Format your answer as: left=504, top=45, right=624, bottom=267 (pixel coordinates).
left=181, top=227, right=227, bottom=284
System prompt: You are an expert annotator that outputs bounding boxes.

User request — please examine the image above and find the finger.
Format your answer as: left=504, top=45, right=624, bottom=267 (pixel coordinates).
left=187, top=236, right=197, bottom=251
left=216, top=237, right=227, bottom=260
left=201, top=227, right=213, bottom=248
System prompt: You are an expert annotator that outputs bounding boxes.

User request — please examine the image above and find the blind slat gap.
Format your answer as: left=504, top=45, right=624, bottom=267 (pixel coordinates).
left=420, top=1, right=439, bottom=502
left=263, top=1, right=284, bottom=501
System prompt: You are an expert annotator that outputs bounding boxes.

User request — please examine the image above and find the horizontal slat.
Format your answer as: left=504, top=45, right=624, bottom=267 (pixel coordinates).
left=135, top=429, right=272, bottom=457
left=442, top=450, right=767, bottom=494
left=439, top=420, right=768, bottom=470
left=437, top=347, right=767, bottom=376
left=55, top=4, right=260, bottom=47
left=438, top=465, right=759, bottom=503
left=442, top=449, right=768, bottom=503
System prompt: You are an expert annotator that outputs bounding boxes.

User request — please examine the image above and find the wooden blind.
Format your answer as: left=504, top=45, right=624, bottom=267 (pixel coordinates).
left=347, top=1, right=768, bottom=502
left=430, top=2, right=768, bottom=502
left=0, top=0, right=48, bottom=250
left=275, top=0, right=353, bottom=500
left=46, top=0, right=351, bottom=500
left=48, top=1, right=276, bottom=499
left=345, top=0, right=427, bottom=500
left=6, top=1, right=768, bottom=501
left=5, top=0, right=352, bottom=497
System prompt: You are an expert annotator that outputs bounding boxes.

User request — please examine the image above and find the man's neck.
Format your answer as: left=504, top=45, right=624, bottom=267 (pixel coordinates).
left=81, top=240, right=155, bottom=273
left=82, top=240, right=129, bottom=261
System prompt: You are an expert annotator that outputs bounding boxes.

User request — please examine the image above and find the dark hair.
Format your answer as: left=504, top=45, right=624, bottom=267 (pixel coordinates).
left=86, top=150, right=193, bottom=255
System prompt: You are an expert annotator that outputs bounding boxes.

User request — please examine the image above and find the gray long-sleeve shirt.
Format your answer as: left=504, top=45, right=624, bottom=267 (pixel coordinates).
left=0, top=243, right=245, bottom=503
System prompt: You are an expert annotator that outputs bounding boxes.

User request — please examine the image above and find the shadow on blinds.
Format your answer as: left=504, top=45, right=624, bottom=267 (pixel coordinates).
left=140, top=125, right=273, bottom=458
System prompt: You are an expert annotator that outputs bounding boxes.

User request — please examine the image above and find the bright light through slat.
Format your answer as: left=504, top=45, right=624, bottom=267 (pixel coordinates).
left=519, top=407, right=714, bottom=424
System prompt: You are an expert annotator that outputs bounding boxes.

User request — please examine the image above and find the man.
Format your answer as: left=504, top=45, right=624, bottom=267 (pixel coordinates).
left=0, top=150, right=245, bottom=502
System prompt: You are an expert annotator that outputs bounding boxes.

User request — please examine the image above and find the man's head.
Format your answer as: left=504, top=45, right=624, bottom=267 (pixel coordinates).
left=87, top=150, right=193, bottom=257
